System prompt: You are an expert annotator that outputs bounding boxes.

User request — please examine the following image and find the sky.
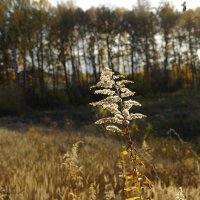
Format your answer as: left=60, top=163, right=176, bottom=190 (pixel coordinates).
left=48, top=0, right=200, bottom=11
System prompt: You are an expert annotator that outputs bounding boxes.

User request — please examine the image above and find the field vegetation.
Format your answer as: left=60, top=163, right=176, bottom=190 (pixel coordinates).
left=0, top=124, right=199, bottom=200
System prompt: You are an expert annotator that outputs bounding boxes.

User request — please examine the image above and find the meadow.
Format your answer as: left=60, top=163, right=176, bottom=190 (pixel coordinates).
left=0, top=103, right=199, bottom=200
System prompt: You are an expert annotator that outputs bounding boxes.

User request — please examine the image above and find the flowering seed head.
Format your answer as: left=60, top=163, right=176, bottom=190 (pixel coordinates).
left=90, top=67, right=145, bottom=135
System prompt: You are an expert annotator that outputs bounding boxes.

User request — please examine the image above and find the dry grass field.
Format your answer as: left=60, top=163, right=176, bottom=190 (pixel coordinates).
left=0, top=121, right=199, bottom=200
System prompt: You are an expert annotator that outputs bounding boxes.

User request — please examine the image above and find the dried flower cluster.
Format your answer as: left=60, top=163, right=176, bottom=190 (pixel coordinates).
left=90, top=67, right=152, bottom=200
left=90, top=67, right=145, bottom=135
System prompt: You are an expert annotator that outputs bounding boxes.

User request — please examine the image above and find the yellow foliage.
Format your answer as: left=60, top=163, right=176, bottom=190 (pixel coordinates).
left=183, top=158, right=195, bottom=169
left=9, top=72, right=16, bottom=80
left=185, top=148, right=191, bottom=155
left=126, top=197, right=140, bottom=200
left=121, top=150, right=129, bottom=156
left=161, top=147, right=167, bottom=153
left=124, top=186, right=137, bottom=192
left=125, top=175, right=134, bottom=180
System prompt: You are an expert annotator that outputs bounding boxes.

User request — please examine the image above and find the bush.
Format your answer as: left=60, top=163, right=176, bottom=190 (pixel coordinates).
left=0, top=82, right=26, bottom=115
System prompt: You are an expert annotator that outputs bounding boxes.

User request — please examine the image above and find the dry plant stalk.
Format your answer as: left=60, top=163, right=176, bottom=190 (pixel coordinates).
left=62, top=141, right=84, bottom=200
left=90, top=67, right=153, bottom=200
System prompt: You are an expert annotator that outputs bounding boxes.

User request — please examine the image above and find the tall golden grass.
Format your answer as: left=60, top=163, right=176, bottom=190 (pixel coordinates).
left=0, top=126, right=199, bottom=200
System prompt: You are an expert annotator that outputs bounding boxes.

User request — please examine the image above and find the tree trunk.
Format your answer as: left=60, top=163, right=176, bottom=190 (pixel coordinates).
left=12, top=45, right=19, bottom=85
left=164, top=34, right=169, bottom=89
left=69, top=45, right=77, bottom=84
left=60, top=41, right=71, bottom=103
left=22, top=49, right=27, bottom=90
left=106, top=35, right=114, bottom=71
left=29, top=49, right=36, bottom=88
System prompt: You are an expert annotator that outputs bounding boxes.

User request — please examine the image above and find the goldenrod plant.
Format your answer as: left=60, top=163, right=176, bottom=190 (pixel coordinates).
left=90, top=67, right=153, bottom=200
left=62, top=141, right=84, bottom=200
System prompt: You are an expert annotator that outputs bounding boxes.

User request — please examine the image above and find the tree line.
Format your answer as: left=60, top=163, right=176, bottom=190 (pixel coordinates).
left=0, top=0, right=200, bottom=106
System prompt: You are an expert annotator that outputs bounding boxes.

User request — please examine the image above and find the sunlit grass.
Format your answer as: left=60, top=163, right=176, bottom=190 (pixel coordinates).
left=0, top=125, right=199, bottom=199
